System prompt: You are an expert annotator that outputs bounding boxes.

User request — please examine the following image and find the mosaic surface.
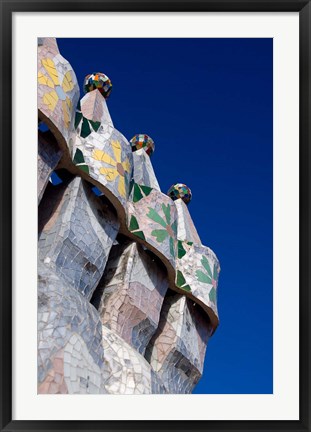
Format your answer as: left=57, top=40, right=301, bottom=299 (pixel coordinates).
left=146, top=293, right=211, bottom=393
left=127, top=189, right=178, bottom=267
left=175, top=198, right=201, bottom=245
left=73, top=119, right=133, bottom=207
left=93, top=239, right=168, bottom=355
left=37, top=37, right=221, bottom=395
left=84, top=73, right=112, bottom=99
left=38, top=38, right=80, bottom=144
left=102, top=326, right=167, bottom=394
left=75, top=90, right=114, bottom=140
left=38, top=176, right=119, bottom=300
left=131, top=149, right=161, bottom=191
left=167, top=183, right=192, bottom=204
left=130, top=134, right=155, bottom=156
left=37, top=263, right=106, bottom=390
left=176, top=243, right=220, bottom=318
left=38, top=131, right=62, bottom=204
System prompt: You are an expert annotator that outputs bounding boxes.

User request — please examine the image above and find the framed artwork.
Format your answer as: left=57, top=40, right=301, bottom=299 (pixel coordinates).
left=1, top=1, right=310, bottom=431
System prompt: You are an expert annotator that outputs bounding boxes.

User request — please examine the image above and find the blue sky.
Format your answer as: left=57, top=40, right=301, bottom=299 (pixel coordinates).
left=57, top=38, right=273, bottom=394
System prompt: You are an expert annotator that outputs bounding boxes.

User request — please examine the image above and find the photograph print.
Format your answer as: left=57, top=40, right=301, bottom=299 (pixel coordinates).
left=37, top=37, right=272, bottom=395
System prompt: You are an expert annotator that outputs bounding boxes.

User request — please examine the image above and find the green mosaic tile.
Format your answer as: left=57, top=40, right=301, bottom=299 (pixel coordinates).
left=73, top=149, right=89, bottom=174
left=171, top=219, right=177, bottom=236
left=74, top=111, right=83, bottom=129
left=209, top=287, right=216, bottom=304
left=133, top=183, right=144, bottom=203
left=81, top=117, right=91, bottom=138
left=151, top=229, right=167, bottom=243
left=139, top=185, right=153, bottom=197
left=201, top=255, right=213, bottom=278
left=132, top=183, right=153, bottom=203
left=147, top=208, right=167, bottom=228
left=89, top=120, right=101, bottom=132
left=77, top=164, right=90, bottom=174
left=169, top=237, right=175, bottom=257
left=73, top=148, right=85, bottom=165
left=132, top=230, right=146, bottom=241
left=177, top=240, right=187, bottom=259
left=162, top=203, right=171, bottom=225
left=176, top=270, right=191, bottom=292
left=196, top=269, right=212, bottom=284
left=129, top=215, right=139, bottom=231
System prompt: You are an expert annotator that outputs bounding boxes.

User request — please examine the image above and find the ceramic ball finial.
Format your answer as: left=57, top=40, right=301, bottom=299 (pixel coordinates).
left=83, top=72, right=112, bottom=99
left=167, top=183, right=192, bottom=204
left=130, top=134, right=155, bottom=156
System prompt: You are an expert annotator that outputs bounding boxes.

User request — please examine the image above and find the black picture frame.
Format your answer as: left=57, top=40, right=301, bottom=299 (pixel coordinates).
left=1, top=1, right=310, bottom=431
